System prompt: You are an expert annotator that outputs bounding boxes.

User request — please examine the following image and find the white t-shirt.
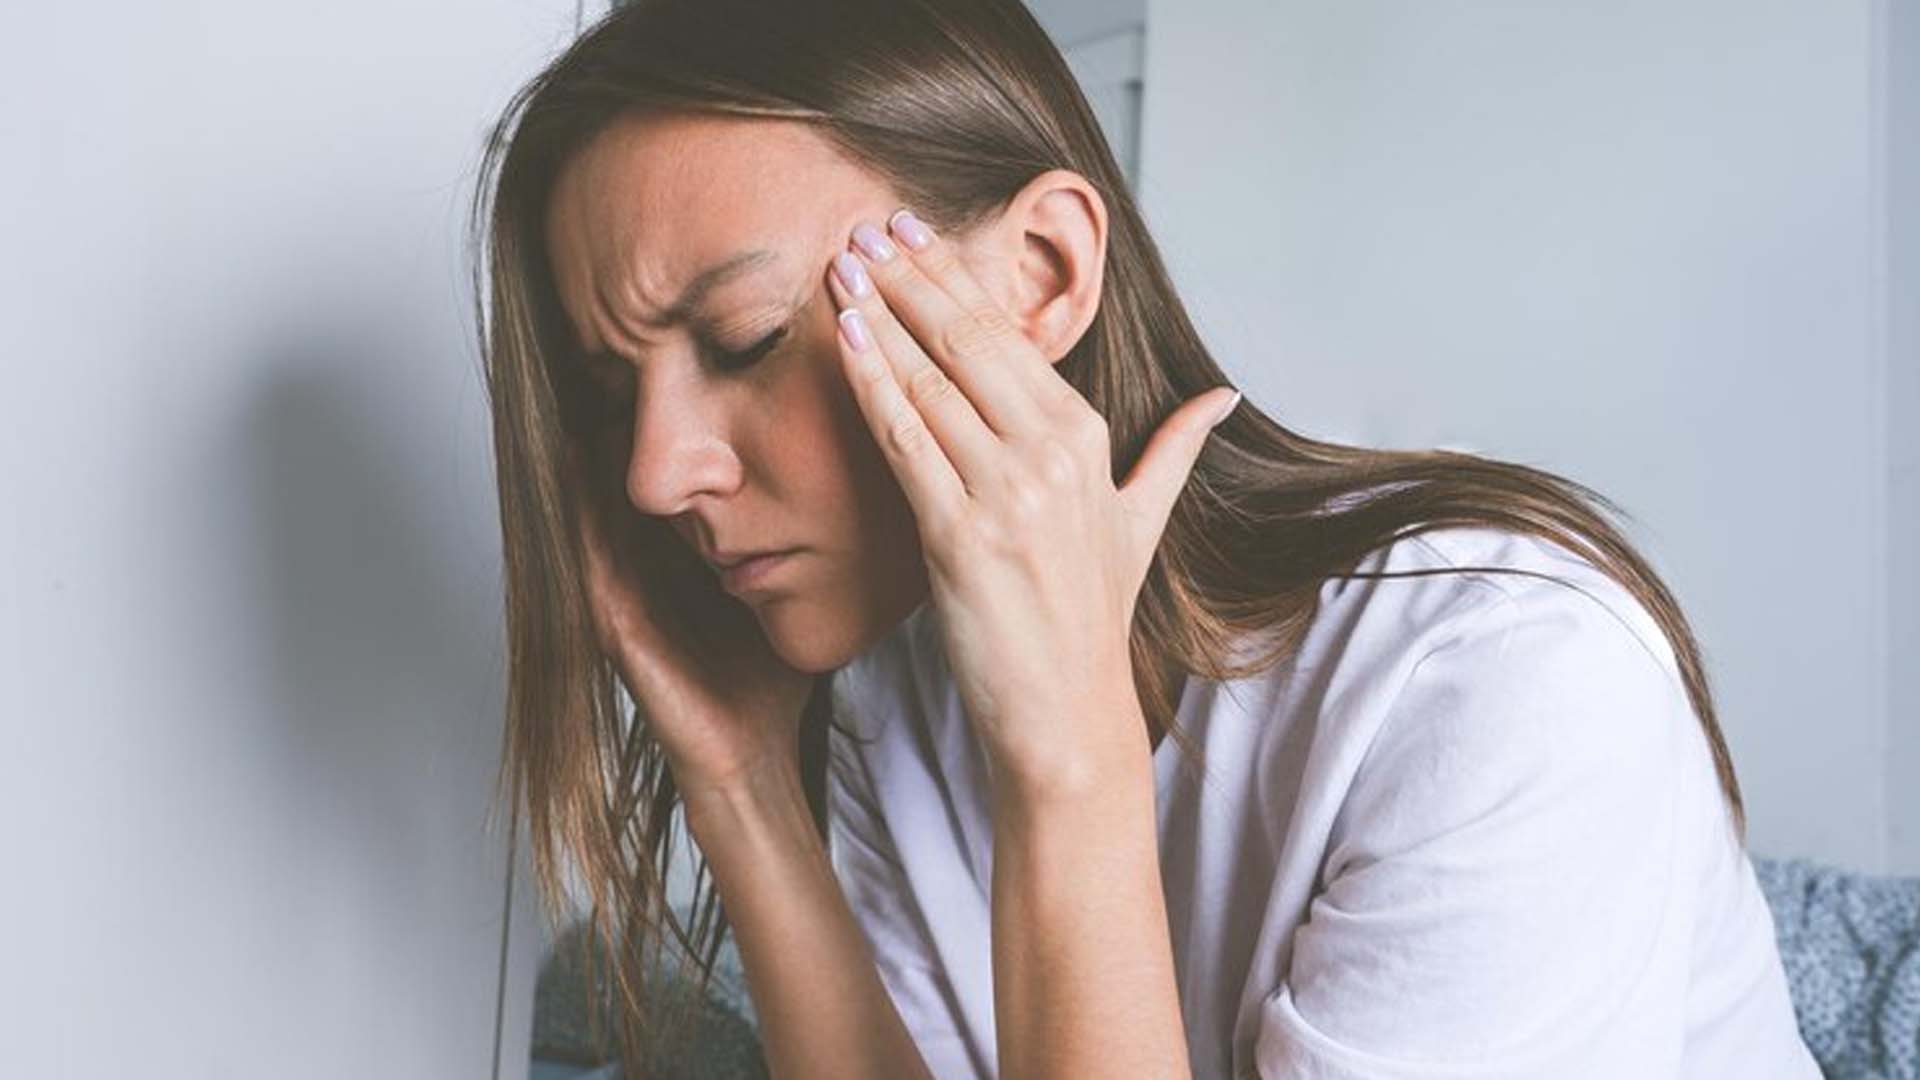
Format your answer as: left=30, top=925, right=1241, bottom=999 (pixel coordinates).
left=824, top=525, right=1819, bottom=1079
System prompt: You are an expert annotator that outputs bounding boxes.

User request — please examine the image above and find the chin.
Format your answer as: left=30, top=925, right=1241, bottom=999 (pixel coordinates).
left=754, top=580, right=927, bottom=674
left=753, top=599, right=864, bottom=674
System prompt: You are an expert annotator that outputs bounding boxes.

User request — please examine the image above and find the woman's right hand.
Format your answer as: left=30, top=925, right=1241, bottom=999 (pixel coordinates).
left=565, top=442, right=818, bottom=802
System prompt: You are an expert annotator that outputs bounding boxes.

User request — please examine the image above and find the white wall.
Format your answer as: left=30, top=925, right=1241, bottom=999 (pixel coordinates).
left=1026, top=0, right=1146, bottom=49
left=0, top=2, right=570, bottom=1075
left=1889, top=0, right=1920, bottom=873
left=1028, top=0, right=1148, bottom=188
left=1139, top=0, right=1913, bottom=872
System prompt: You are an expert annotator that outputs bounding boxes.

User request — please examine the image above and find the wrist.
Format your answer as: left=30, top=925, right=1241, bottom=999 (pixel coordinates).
left=991, top=742, right=1156, bottom=830
left=679, top=753, right=814, bottom=843
left=988, top=698, right=1157, bottom=816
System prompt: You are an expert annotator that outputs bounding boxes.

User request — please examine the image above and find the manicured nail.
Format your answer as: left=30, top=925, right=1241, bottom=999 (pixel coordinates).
left=851, top=222, right=897, bottom=262
left=888, top=209, right=934, bottom=251
left=833, top=250, right=872, bottom=297
left=838, top=307, right=872, bottom=351
left=1211, top=389, right=1242, bottom=427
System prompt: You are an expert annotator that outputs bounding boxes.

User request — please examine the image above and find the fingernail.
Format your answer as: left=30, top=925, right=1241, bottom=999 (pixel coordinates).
left=838, top=307, right=872, bottom=351
left=851, top=222, right=897, bottom=262
left=888, top=209, right=934, bottom=251
left=1211, top=389, right=1242, bottom=427
left=833, top=250, right=872, bottom=297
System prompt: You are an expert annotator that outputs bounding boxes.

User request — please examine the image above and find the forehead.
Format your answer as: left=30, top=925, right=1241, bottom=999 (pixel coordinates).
left=544, top=113, right=883, bottom=339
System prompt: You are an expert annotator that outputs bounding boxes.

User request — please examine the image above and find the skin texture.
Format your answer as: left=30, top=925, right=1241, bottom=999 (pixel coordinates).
left=544, top=111, right=1104, bottom=675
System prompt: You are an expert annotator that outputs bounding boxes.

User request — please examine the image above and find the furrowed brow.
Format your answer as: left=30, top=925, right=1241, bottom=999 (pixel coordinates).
left=640, top=248, right=779, bottom=328
left=577, top=248, right=780, bottom=363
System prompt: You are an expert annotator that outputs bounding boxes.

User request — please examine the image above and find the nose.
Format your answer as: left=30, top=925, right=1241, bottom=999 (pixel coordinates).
left=620, top=374, right=743, bottom=517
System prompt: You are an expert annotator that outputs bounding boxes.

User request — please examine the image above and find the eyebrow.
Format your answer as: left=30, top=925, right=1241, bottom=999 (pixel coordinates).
left=645, top=248, right=779, bottom=326
left=578, top=248, right=783, bottom=363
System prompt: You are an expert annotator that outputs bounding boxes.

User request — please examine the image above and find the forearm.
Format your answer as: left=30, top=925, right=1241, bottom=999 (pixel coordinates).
left=682, top=758, right=936, bottom=1080
left=989, top=730, right=1192, bottom=1080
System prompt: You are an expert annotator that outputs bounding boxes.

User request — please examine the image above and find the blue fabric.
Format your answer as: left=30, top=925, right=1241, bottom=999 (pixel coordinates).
left=1752, top=855, right=1920, bottom=1080
left=528, top=917, right=766, bottom=1080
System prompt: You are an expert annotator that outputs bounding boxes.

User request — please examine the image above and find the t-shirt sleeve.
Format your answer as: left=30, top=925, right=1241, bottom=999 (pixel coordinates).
left=1256, top=584, right=1702, bottom=1079
left=825, top=724, right=986, bottom=1080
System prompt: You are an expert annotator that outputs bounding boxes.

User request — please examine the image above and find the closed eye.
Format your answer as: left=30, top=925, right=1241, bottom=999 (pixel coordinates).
left=707, top=323, right=790, bottom=373
left=566, top=316, right=793, bottom=432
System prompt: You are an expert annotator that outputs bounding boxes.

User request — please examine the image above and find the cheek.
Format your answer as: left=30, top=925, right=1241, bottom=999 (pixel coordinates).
left=763, top=339, right=875, bottom=514
left=744, top=333, right=931, bottom=658
left=773, top=336, right=920, bottom=574
left=765, top=309, right=920, bottom=552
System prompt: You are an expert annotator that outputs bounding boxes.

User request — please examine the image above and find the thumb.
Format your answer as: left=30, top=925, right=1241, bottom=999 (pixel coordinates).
left=1116, top=387, right=1241, bottom=562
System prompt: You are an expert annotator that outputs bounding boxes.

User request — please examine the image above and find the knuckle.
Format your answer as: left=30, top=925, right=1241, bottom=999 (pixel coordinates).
left=1053, top=385, right=1088, bottom=416
left=919, top=240, right=964, bottom=277
left=868, top=246, right=912, bottom=281
left=1072, top=408, right=1110, bottom=451
left=904, top=363, right=957, bottom=410
left=940, top=316, right=1002, bottom=362
left=886, top=408, right=931, bottom=455
left=972, top=306, right=1016, bottom=339
left=1035, top=439, right=1081, bottom=487
left=854, top=349, right=894, bottom=386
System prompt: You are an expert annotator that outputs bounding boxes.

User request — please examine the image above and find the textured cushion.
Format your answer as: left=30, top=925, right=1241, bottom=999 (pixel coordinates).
left=530, top=917, right=766, bottom=1079
left=1752, top=855, right=1920, bottom=1080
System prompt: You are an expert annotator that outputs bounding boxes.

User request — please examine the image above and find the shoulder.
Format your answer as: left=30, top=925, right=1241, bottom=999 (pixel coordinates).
left=1370, top=523, right=1688, bottom=730
left=1319, top=526, right=1699, bottom=860
left=1325, top=523, right=1685, bottom=690
left=1267, top=530, right=1730, bottom=1072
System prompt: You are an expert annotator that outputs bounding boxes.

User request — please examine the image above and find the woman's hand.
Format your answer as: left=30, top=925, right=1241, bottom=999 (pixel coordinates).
left=566, top=442, right=817, bottom=801
left=825, top=210, right=1239, bottom=795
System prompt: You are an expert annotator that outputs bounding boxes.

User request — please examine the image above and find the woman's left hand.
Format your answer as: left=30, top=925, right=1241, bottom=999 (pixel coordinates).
left=825, top=209, right=1240, bottom=796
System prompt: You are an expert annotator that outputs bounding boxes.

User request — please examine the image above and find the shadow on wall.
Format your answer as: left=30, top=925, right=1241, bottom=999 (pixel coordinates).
left=224, top=347, right=526, bottom=1066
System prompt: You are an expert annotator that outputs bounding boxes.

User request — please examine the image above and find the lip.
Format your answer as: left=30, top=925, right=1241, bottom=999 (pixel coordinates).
left=717, top=549, right=798, bottom=593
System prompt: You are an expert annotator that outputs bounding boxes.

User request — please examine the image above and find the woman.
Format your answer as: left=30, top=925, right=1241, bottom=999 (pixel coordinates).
left=471, top=1, right=1818, bottom=1076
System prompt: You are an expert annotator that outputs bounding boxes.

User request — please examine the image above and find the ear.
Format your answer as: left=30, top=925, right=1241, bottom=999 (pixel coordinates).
left=964, top=169, right=1108, bottom=365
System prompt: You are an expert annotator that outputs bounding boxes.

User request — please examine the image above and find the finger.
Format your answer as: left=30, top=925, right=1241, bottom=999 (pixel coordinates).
left=885, top=210, right=1005, bottom=326
left=1117, top=387, right=1241, bottom=564
left=886, top=209, right=1072, bottom=404
left=850, top=217, right=1051, bottom=439
left=830, top=243, right=1003, bottom=491
left=832, top=299, right=968, bottom=533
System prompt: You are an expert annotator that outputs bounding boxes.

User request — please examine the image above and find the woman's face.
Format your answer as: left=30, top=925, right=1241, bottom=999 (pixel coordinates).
left=544, top=112, right=955, bottom=673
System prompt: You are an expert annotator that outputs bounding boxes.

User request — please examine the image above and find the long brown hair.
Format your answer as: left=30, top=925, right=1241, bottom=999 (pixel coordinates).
left=469, top=0, right=1747, bottom=1071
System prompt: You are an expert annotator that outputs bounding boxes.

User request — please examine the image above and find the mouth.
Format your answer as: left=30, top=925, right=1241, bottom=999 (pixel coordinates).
left=708, top=547, right=792, bottom=569
left=714, top=548, right=800, bottom=594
